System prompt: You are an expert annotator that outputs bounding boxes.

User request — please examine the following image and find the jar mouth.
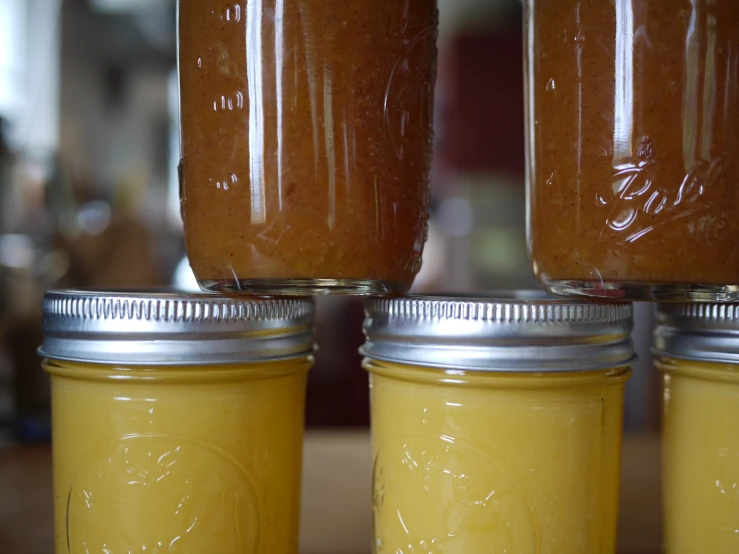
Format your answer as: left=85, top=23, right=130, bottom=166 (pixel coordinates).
left=42, top=357, right=313, bottom=383
left=650, top=345, right=739, bottom=367
left=649, top=344, right=739, bottom=366
left=363, top=358, right=633, bottom=388
left=654, top=356, right=739, bottom=384
left=360, top=346, right=637, bottom=374
left=361, top=294, right=635, bottom=372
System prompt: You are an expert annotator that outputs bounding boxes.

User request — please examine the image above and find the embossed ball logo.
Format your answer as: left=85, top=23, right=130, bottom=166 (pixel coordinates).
left=372, top=436, right=538, bottom=552
left=595, top=136, right=729, bottom=245
left=66, top=435, right=259, bottom=553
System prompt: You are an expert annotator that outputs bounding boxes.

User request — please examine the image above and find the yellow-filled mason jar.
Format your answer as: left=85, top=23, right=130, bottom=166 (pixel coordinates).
left=39, top=291, right=314, bottom=554
left=654, top=303, right=739, bottom=553
left=361, top=296, right=635, bottom=553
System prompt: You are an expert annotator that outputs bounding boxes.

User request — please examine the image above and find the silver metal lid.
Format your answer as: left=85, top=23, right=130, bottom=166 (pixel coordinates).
left=39, top=290, right=314, bottom=365
left=653, top=303, right=739, bottom=364
left=361, top=295, right=635, bottom=372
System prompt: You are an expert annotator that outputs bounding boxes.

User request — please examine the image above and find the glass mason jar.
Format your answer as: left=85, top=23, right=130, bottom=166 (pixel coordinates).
left=177, top=0, right=438, bottom=296
left=654, top=303, right=739, bottom=553
left=361, top=295, right=634, bottom=553
left=524, top=0, right=739, bottom=300
left=39, top=290, right=314, bottom=553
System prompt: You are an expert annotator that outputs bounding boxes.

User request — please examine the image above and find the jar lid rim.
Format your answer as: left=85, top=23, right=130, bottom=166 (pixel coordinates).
left=653, top=302, right=739, bottom=364
left=39, top=289, right=315, bottom=365
left=361, top=293, right=635, bottom=372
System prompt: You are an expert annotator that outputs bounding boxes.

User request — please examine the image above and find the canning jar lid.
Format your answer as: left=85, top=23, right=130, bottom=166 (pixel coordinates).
left=360, top=294, right=635, bottom=372
left=39, top=289, right=314, bottom=365
left=653, top=303, right=739, bottom=364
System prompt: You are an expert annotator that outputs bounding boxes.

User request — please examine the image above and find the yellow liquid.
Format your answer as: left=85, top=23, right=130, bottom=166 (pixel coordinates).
left=43, top=358, right=311, bottom=554
left=365, top=360, right=630, bottom=554
left=658, top=356, right=739, bottom=554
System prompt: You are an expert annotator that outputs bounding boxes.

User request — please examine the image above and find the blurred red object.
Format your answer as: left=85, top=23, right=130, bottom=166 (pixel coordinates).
left=440, top=31, right=525, bottom=176
left=306, top=297, right=369, bottom=428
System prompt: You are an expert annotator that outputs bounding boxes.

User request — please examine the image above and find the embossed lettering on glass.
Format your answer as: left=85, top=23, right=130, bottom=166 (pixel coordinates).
left=525, top=0, right=739, bottom=300
left=66, top=435, right=261, bottom=552
left=362, top=296, right=634, bottom=553
left=178, top=0, right=438, bottom=295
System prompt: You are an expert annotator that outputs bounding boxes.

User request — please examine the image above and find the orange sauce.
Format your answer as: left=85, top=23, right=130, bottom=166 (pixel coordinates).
left=179, top=0, right=438, bottom=293
left=526, top=0, right=739, bottom=288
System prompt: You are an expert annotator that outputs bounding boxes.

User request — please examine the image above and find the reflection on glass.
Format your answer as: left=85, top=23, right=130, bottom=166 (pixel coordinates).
left=178, top=0, right=438, bottom=295
left=526, top=0, right=739, bottom=300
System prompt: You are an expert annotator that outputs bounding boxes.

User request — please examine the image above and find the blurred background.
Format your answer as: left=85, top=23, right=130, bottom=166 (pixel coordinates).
left=0, top=0, right=661, bottom=553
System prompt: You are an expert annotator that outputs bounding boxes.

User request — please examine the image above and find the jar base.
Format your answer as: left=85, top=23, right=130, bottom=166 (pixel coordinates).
left=198, top=278, right=409, bottom=296
left=544, top=279, right=739, bottom=302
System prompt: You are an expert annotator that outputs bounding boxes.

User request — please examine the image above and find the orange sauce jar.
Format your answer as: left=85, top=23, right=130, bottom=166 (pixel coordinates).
left=178, top=0, right=438, bottom=295
left=525, top=0, right=739, bottom=300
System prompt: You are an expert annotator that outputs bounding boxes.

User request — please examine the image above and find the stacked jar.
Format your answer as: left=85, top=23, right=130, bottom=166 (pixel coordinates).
left=524, top=0, right=739, bottom=301
left=177, top=0, right=439, bottom=296
left=524, top=0, right=739, bottom=552
left=39, top=292, right=314, bottom=552
left=361, top=295, right=635, bottom=552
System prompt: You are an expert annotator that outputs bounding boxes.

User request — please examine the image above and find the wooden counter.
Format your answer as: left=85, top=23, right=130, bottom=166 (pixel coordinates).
left=0, top=432, right=661, bottom=554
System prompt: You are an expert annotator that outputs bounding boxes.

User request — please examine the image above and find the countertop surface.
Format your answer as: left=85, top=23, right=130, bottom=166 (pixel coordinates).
left=0, top=432, right=661, bottom=554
